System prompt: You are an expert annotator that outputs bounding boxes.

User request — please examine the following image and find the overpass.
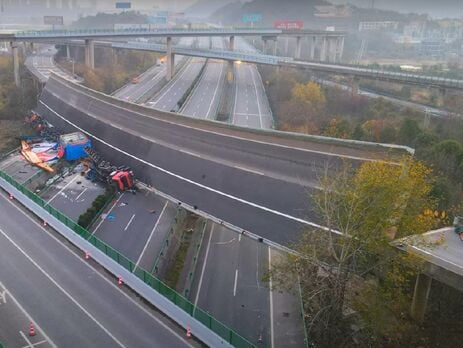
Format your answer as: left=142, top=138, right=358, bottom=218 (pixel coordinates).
left=111, top=41, right=463, bottom=91
left=1, top=27, right=346, bottom=84
left=36, top=74, right=411, bottom=249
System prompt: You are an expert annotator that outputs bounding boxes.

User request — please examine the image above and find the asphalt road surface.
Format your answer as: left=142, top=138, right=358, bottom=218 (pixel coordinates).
left=232, top=38, right=273, bottom=129
left=147, top=38, right=209, bottom=112
left=181, top=38, right=226, bottom=119
left=0, top=192, right=194, bottom=348
left=90, top=188, right=177, bottom=269
left=113, top=37, right=194, bottom=103
left=24, top=47, right=81, bottom=83
left=38, top=76, right=398, bottom=245
left=40, top=173, right=106, bottom=221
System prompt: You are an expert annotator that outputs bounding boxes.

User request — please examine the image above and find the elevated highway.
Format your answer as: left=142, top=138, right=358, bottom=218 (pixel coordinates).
left=36, top=75, right=410, bottom=248
left=112, top=42, right=463, bottom=91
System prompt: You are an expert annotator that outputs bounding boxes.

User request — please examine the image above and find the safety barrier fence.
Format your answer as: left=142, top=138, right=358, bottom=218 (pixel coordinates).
left=183, top=218, right=207, bottom=298
left=151, top=207, right=187, bottom=275
left=0, top=170, right=255, bottom=348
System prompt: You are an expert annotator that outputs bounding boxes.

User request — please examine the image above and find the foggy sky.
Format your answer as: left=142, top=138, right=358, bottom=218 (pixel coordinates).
left=330, top=0, right=463, bottom=18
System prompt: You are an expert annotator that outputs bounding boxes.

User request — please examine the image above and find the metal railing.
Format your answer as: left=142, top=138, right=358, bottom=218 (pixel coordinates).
left=12, top=28, right=282, bottom=39
left=112, top=42, right=282, bottom=66
left=0, top=170, right=255, bottom=348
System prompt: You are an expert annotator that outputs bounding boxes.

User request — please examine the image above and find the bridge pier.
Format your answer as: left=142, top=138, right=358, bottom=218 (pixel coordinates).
left=66, top=45, right=71, bottom=60
left=229, top=36, right=235, bottom=51
left=320, top=37, right=327, bottom=62
left=337, top=36, right=345, bottom=62
left=310, top=36, right=316, bottom=60
left=295, top=36, right=302, bottom=60
left=84, top=39, right=95, bottom=69
left=411, top=273, right=432, bottom=324
left=166, top=36, right=175, bottom=81
left=10, top=42, right=20, bottom=87
left=328, top=37, right=337, bottom=62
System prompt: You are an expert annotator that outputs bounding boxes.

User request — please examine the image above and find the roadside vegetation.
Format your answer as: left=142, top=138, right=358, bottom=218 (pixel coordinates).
left=261, top=66, right=463, bottom=218
left=56, top=47, right=161, bottom=94
left=272, top=159, right=463, bottom=347
left=0, top=56, right=38, bottom=153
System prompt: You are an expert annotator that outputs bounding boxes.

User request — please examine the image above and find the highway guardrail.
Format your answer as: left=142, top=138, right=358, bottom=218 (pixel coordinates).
left=0, top=170, right=255, bottom=348
left=49, top=73, right=415, bottom=157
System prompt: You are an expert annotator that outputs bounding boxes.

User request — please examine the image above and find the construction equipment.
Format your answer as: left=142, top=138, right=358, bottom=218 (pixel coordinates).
left=84, top=146, right=135, bottom=192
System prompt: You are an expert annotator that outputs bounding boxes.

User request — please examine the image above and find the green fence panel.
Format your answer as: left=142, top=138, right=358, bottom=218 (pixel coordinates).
left=231, top=331, right=255, bottom=348
left=159, top=282, right=176, bottom=303
left=0, top=169, right=257, bottom=348
left=174, top=295, right=194, bottom=316
left=210, top=317, right=232, bottom=342
left=194, top=307, right=212, bottom=328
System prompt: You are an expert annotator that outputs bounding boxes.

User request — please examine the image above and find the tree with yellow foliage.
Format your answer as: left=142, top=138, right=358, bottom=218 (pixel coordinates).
left=291, top=81, right=326, bottom=112
left=272, top=158, right=442, bottom=347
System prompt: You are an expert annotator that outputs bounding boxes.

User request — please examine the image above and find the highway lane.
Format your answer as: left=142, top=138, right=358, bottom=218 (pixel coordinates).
left=24, top=46, right=81, bottom=83
left=112, top=64, right=164, bottom=102
left=181, top=38, right=226, bottom=119
left=147, top=38, right=209, bottom=112
left=190, top=37, right=304, bottom=346
left=233, top=38, right=273, bottom=129
left=0, top=193, right=193, bottom=348
left=37, top=76, right=404, bottom=245
left=113, top=37, right=194, bottom=103
left=147, top=57, right=206, bottom=112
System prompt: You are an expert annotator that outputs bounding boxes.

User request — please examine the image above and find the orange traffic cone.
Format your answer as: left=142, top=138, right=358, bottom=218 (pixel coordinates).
left=118, top=277, right=123, bottom=286
left=186, top=326, right=192, bottom=338
left=29, top=322, right=36, bottom=337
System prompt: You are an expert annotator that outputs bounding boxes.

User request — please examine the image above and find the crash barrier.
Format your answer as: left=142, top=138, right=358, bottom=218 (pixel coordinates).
left=0, top=170, right=255, bottom=348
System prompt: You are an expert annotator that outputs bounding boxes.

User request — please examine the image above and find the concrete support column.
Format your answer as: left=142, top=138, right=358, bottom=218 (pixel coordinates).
left=295, top=36, right=302, bottom=60
left=66, top=45, right=71, bottom=60
left=272, top=39, right=277, bottom=56
left=84, top=39, right=94, bottom=69
left=284, top=37, right=289, bottom=55
left=262, top=37, right=268, bottom=54
left=310, top=36, right=316, bottom=60
left=11, top=42, right=19, bottom=87
left=328, top=38, right=337, bottom=63
left=209, top=36, right=213, bottom=49
left=320, top=36, right=327, bottom=61
left=166, top=36, right=175, bottom=81
left=411, top=273, right=432, bottom=324
left=436, top=88, right=447, bottom=107
left=229, top=36, right=235, bottom=51
left=337, top=36, right=345, bottom=62
left=350, top=76, right=360, bottom=96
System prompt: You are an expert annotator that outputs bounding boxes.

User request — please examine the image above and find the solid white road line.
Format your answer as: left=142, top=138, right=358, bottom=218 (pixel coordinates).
left=75, top=187, right=88, bottom=201
left=0, top=281, right=57, bottom=348
left=91, top=193, right=125, bottom=235
left=0, top=194, right=193, bottom=347
left=19, top=330, right=33, bottom=348
left=194, top=224, right=214, bottom=308
left=206, top=63, right=225, bottom=119
left=250, top=66, right=263, bottom=129
left=268, top=247, right=275, bottom=348
left=134, top=201, right=169, bottom=270
left=233, top=269, right=238, bottom=297
left=46, top=82, right=407, bottom=162
left=124, top=214, right=136, bottom=231
left=22, top=339, right=48, bottom=348
left=41, top=102, right=342, bottom=235
left=46, top=175, right=79, bottom=204
left=0, top=228, right=127, bottom=348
